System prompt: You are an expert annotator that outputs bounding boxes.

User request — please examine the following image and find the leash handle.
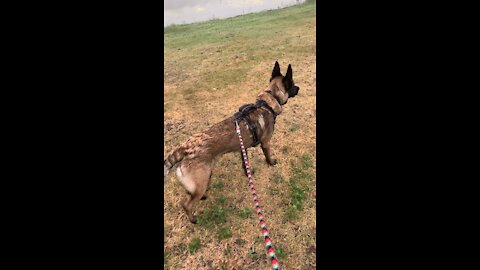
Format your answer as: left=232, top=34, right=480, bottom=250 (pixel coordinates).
left=235, top=120, right=280, bottom=270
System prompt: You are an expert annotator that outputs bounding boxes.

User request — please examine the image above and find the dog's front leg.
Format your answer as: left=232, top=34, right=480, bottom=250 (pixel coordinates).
left=261, top=142, right=277, bottom=166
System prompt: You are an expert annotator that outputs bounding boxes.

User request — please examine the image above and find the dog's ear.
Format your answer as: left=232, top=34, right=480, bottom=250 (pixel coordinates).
left=285, top=64, right=293, bottom=82
left=271, top=61, right=282, bottom=80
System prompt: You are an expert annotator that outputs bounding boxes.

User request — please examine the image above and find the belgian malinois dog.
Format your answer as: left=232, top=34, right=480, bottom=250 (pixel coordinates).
left=164, top=61, right=300, bottom=223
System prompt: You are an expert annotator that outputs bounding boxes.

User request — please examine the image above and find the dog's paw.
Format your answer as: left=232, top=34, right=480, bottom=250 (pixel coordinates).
left=190, top=216, right=197, bottom=224
left=267, top=158, right=278, bottom=166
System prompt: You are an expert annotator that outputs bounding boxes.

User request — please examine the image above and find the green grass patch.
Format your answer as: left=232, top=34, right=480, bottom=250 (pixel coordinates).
left=197, top=205, right=227, bottom=229
left=217, top=227, right=233, bottom=240
left=286, top=156, right=313, bottom=221
left=163, top=2, right=316, bottom=50
left=272, top=171, right=285, bottom=183
left=215, top=194, right=228, bottom=205
left=275, top=245, right=287, bottom=259
left=290, top=178, right=307, bottom=211
left=289, top=124, right=299, bottom=132
left=188, top=237, right=201, bottom=254
left=236, top=207, right=253, bottom=219
left=211, top=180, right=224, bottom=190
left=235, top=238, right=246, bottom=245
left=301, top=153, right=313, bottom=169
left=286, top=205, right=299, bottom=221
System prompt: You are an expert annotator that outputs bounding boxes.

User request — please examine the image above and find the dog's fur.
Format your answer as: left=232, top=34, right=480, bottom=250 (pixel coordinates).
left=164, top=61, right=300, bottom=223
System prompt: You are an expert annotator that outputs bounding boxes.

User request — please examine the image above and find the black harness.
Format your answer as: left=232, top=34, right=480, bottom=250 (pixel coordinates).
left=233, top=100, right=277, bottom=147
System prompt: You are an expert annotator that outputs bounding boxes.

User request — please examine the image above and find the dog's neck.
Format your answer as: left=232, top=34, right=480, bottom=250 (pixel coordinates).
left=256, top=91, right=282, bottom=115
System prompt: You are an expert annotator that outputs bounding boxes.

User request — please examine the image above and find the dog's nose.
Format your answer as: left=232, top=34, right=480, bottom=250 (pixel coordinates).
left=292, top=87, right=299, bottom=96
left=288, top=86, right=300, bottom=98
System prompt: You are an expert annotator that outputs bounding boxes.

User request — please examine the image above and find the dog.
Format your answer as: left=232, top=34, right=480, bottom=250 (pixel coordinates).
left=164, top=61, right=300, bottom=223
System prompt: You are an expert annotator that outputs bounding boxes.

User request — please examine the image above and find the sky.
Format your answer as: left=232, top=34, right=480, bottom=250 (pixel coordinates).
left=164, top=0, right=305, bottom=26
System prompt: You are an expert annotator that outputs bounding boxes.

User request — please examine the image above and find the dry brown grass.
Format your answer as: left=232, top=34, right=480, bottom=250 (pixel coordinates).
left=164, top=2, right=316, bottom=269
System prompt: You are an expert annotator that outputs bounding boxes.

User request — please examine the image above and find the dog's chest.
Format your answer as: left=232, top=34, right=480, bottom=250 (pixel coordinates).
left=258, top=114, right=265, bottom=129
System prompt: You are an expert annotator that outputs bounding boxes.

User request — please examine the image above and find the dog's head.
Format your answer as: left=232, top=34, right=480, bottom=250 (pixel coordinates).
left=268, top=61, right=300, bottom=105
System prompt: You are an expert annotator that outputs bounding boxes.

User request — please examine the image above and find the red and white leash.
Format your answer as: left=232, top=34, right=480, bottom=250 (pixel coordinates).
left=235, top=120, right=280, bottom=270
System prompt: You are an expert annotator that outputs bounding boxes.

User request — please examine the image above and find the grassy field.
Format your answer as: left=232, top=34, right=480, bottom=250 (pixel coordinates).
left=164, top=1, right=316, bottom=269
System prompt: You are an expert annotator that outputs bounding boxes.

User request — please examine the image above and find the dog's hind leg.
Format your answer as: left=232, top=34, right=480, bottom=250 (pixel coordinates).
left=201, top=171, right=213, bottom=200
left=182, top=184, right=207, bottom=223
left=178, top=163, right=210, bottom=223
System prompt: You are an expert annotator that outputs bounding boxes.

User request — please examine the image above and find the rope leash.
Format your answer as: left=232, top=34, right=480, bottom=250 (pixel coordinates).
left=235, top=120, right=280, bottom=270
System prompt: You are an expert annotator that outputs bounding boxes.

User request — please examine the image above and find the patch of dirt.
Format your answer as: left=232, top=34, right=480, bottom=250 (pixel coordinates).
left=164, top=120, right=186, bottom=134
left=306, top=245, right=316, bottom=254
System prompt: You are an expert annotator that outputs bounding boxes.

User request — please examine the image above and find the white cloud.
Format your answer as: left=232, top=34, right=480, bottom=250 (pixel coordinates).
left=195, top=6, right=207, bottom=12
left=225, top=0, right=265, bottom=8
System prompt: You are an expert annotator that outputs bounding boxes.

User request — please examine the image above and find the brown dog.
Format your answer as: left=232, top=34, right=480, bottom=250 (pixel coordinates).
left=164, top=61, right=300, bottom=223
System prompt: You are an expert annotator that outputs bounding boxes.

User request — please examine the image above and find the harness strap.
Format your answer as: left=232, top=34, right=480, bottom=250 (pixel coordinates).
left=233, top=100, right=277, bottom=147
left=233, top=108, right=259, bottom=146
left=256, top=99, right=277, bottom=124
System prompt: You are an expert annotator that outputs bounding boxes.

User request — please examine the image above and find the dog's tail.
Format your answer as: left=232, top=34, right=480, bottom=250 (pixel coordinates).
left=164, top=145, right=186, bottom=183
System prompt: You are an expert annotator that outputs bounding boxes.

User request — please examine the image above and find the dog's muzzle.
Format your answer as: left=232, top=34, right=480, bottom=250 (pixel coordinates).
left=288, top=86, right=300, bottom=98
